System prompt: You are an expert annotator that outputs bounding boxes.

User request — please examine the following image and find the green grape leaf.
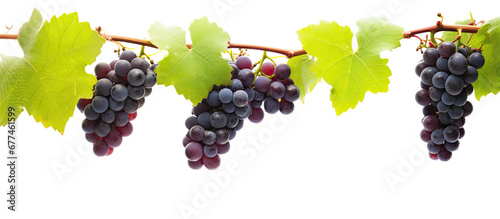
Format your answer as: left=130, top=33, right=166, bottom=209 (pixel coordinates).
left=287, top=54, right=318, bottom=102
left=0, top=9, right=104, bottom=134
left=148, top=17, right=232, bottom=105
left=297, top=18, right=403, bottom=115
left=470, top=17, right=500, bottom=99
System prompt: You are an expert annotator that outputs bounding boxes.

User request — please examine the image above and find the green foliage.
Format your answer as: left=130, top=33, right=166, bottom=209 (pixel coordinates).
left=0, top=9, right=104, bottom=134
left=297, top=18, right=403, bottom=115
left=287, top=54, right=318, bottom=102
left=148, top=17, right=232, bottom=105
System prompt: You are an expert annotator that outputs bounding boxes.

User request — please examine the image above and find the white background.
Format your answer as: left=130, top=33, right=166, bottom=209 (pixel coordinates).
left=1, top=0, right=500, bottom=218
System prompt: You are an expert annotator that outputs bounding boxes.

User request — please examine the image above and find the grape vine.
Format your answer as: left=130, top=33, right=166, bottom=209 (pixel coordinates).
left=2, top=9, right=500, bottom=166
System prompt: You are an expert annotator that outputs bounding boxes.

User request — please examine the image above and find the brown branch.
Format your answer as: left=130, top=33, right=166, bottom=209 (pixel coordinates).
left=0, top=33, right=306, bottom=58
left=403, top=23, right=481, bottom=38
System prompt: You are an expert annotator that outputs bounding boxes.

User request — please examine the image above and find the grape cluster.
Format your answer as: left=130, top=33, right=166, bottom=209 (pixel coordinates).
left=183, top=56, right=300, bottom=170
left=415, top=42, right=484, bottom=161
left=77, top=51, right=157, bottom=157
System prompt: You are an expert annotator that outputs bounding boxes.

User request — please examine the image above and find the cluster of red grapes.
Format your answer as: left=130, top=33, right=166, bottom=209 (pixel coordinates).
left=183, top=56, right=300, bottom=170
left=415, top=42, right=483, bottom=161
left=77, top=51, right=157, bottom=156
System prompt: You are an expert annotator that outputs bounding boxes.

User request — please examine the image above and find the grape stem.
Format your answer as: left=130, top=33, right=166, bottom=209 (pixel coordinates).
left=403, top=22, right=481, bottom=38
left=0, top=33, right=307, bottom=58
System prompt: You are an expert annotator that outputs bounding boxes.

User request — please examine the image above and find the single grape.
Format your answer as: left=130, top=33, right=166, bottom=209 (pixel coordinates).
left=463, top=66, right=478, bottom=84
left=458, top=46, right=470, bottom=57
left=144, top=70, right=157, bottom=88
left=453, top=90, right=467, bottom=107
left=210, top=112, right=228, bottom=129
left=185, top=142, right=204, bottom=161
left=202, top=130, right=216, bottom=145
left=238, top=69, right=255, bottom=87
left=106, top=70, right=125, bottom=84
left=450, top=117, right=465, bottom=128
left=432, top=71, right=449, bottom=89
left=422, top=115, right=438, bottom=131
left=437, top=41, right=456, bottom=58
left=429, top=86, right=444, bottom=102
left=251, top=100, right=262, bottom=108
left=193, top=102, right=209, bottom=117
left=101, top=109, right=115, bottom=124
left=234, top=119, right=244, bottom=131
left=116, top=122, right=133, bottom=137
left=436, top=57, right=449, bottom=72
left=84, top=104, right=100, bottom=120
left=420, top=129, right=432, bottom=142
left=95, top=78, right=113, bottom=96
left=131, top=57, right=149, bottom=73
left=228, top=128, right=237, bottom=140
left=222, top=103, right=235, bottom=113
left=144, top=88, right=153, bottom=97
left=415, top=89, right=431, bottom=106
left=244, top=87, right=255, bottom=102
left=138, top=98, right=145, bottom=108
left=231, top=79, right=244, bottom=91
left=94, top=62, right=111, bottom=79
left=233, top=90, right=249, bottom=107
left=111, top=84, right=128, bottom=102
left=114, top=111, right=129, bottom=127
left=264, top=97, right=280, bottom=114
left=448, top=53, right=468, bottom=75
left=254, top=90, right=265, bottom=101
left=183, top=135, right=193, bottom=147
left=443, top=125, right=460, bottom=143
left=437, top=149, right=452, bottom=161
left=279, top=100, right=294, bottom=115
left=203, top=154, right=221, bottom=170
left=185, top=116, right=198, bottom=129
left=189, top=125, right=205, bottom=142
left=235, top=56, right=252, bottom=70
left=106, top=130, right=122, bottom=148
left=188, top=160, right=204, bottom=170
left=92, top=96, right=109, bottom=113
left=423, top=48, right=440, bottom=65
left=438, top=112, right=451, bottom=125
left=128, top=111, right=138, bottom=121
left=465, top=84, right=473, bottom=96
left=437, top=101, right=450, bottom=113
left=429, top=153, right=438, bottom=160
left=463, top=101, right=473, bottom=117
left=207, top=90, right=221, bottom=107
left=431, top=129, right=445, bottom=145
left=204, top=145, right=218, bottom=158
left=216, top=142, right=230, bottom=154
left=114, top=60, right=131, bottom=77
left=119, top=50, right=137, bottom=62
left=218, top=88, right=233, bottom=103
left=124, top=98, right=139, bottom=114
left=274, top=64, right=291, bottom=80
left=468, top=52, right=485, bottom=69
left=127, top=85, right=145, bottom=100
left=82, top=119, right=96, bottom=133
left=284, top=84, right=300, bottom=102
left=95, top=120, right=111, bottom=137
left=420, top=67, right=438, bottom=85
left=423, top=105, right=438, bottom=116
left=215, top=129, right=230, bottom=145
left=459, top=128, right=465, bottom=139
left=441, top=92, right=455, bottom=106
left=445, top=75, right=464, bottom=96
left=427, top=141, right=443, bottom=154
left=280, top=78, right=294, bottom=86
left=93, top=139, right=110, bottom=157
left=127, top=69, right=146, bottom=86
left=268, top=82, right=286, bottom=99
left=262, top=62, right=275, bottom=76
left=197, top=112, right=212, bottom=130
left=225, top=113, right=239, bottom=128
left=235, top=104, right=251, bottom=119
left=448, top=105, right=463, bottom=119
